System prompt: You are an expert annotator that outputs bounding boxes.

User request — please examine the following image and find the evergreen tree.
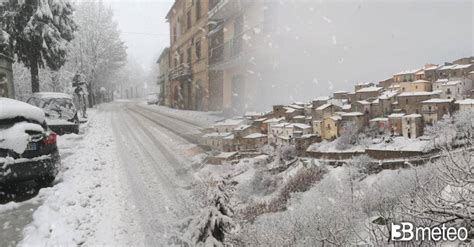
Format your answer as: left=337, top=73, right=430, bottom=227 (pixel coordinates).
left=182, top=178, right=236, bottom=246
left=3, top=0, right=76, bottom=92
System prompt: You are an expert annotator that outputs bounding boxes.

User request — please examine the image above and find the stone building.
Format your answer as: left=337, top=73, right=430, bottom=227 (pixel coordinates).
left=421, top=98, right=454, bottom=125
left=402, top=114, right=423, bottom=139
left=157, top=48, right=170, bottom=106
left=399, top=80, right=432, bottom=93
left=354, top=86, right=383, bottom=101
left=397, top=91, right=440, bottom=114
left=166, top=0, right=210, bottom=111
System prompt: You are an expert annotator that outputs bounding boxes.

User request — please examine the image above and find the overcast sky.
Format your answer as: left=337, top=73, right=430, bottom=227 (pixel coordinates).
left=101, top=0, right=472, bottom=108
left=103, top=0, right=174, bottom=71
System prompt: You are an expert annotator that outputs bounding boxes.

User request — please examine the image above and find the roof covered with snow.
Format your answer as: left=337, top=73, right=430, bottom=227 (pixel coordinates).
left=388, top=113, right=405, bottom=118
left=244, top=133, right=267, bottom=139
left=313, top=96, right=330, bottom=101
left=289, top=123, right=311, bottom=129
left=422, top=98, right=454, bottom=104
left=452, top=64, right=472, bottom=69
left=446, top=80, right=462, bottom=86
left=456, top=99, right=474, bottom=105
left=214, top=118, right=246, bottom=127
left=370, top=117, right=388, bottom=122
left=0, top=97, right=45, bottom=123
left=316, top=103, right=332, bottom=110
left=404, top=114, right=422, bottom=118
left=263, top=117, right=285, bottom=124
left=355, top=86, right=383, bottom=93
left=393, top=69, right=420, bottom=76
left=412, top=80, right=429, bottom=83
left=379, top=90, right=398, bottom=100
left=339, top=112, right=364, bottom=117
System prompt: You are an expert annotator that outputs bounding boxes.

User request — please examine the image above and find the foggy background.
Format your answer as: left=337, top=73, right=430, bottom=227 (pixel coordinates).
left=105, top=0, right=472, bottom=111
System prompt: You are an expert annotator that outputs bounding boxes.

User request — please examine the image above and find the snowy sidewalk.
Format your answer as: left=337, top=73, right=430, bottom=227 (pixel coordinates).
left=19, top=108, right=135, bottom=246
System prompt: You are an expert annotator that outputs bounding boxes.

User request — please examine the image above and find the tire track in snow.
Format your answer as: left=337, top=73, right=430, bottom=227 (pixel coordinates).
left=111, top=105, right=196, bottom=245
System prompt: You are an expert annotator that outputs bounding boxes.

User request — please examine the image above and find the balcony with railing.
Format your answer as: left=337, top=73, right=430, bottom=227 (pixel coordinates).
left=208, top=24, right=263, bottom=70
left=168, top=63, right=191, bottom=81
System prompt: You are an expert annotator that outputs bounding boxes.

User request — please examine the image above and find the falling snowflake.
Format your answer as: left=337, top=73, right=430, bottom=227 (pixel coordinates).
left=323, top=16, right=332, bottom=23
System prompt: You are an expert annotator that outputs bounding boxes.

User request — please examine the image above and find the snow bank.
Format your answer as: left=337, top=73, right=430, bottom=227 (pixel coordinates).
left=0, top=122, right=44, bottom=154
left=0, top=97, right=45, bottom=123
left=308, top=136, right=433, bottom=153
left=19, top=109, right=132, bottom=246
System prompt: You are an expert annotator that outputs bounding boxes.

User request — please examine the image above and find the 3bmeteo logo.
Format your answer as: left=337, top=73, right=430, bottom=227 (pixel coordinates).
left=391, top=222, right=468, bottom=242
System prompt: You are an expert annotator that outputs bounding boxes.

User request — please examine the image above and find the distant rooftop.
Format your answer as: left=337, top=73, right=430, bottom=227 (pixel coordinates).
left=356, top=86, right=383, bottom=93
left=422, top=98, right=454, bottom=104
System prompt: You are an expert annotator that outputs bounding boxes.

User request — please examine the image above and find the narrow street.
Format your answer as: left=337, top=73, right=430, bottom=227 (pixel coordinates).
left=108, top=101, right=206, bottom=245
left=0, top=101, right=215, bottom=246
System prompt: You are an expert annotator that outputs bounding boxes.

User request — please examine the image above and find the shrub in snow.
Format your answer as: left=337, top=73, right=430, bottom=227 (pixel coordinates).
left=277, top=144, right=297, bottom=161
left=336, top=122, right=362, bottom=150
left=400, top=147, right=473, bottom=239
left=425, top=110, right=474, bottom=148
left=248, top=170, right=279, bottom=197
left=179, top=177, right=236, bottom=246
left=240, top=164, right=326, bottom=222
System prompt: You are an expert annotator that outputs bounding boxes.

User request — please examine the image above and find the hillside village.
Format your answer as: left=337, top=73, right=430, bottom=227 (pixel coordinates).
left=200, top=56, right=474, bottom=164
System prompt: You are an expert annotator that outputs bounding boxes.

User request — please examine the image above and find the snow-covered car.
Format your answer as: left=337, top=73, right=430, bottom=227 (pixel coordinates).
left=146, top=93, right=160, bottom=105
left=0, top=97, right=61, bottom=186
left=27, top=92, right=80, bottom=135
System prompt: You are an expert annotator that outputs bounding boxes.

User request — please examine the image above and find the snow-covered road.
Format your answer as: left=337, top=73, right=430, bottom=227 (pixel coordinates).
left=0, top=101, right=217, bottom=246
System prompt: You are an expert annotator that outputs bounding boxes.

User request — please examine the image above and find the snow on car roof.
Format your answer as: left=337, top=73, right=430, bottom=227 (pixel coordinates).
left=34, top=92, right=73, bottom=99
left=0, top=97, right=45, bottom=123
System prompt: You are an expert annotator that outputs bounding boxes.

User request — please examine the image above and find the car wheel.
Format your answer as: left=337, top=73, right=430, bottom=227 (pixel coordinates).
left=36, top=175, right=56, bottom=188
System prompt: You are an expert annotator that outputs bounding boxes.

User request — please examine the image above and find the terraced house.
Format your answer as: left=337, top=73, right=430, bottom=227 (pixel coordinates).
left=166, top=0, right=210, bottom=111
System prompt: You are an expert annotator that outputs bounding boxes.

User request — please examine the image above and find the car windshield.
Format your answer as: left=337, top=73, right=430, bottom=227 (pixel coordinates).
left=40, top=98, right=76, bottom=120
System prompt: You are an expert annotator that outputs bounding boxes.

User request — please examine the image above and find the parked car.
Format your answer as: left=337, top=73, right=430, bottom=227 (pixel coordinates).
left=27, top=92, right=79, bottom=135
left=0, top=97, right=61, bottom=186
left=146, top=93, right=160, bottom=105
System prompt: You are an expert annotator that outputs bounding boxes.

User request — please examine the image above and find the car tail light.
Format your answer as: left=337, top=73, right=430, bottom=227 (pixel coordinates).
left=42, top=132, right=57, bottom=145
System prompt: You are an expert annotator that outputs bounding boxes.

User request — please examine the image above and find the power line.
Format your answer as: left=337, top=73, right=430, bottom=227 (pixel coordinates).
left=120, top=31, right=169, bottom=37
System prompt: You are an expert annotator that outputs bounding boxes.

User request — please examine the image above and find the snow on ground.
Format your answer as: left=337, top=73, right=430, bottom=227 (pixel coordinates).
left=308, top=140, right=366, bottom=153
left=308, top=136, right=434, bottom=153
left=139, top=101, right=224, bottom=127
left=19, top=109, right=135, bottom=246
